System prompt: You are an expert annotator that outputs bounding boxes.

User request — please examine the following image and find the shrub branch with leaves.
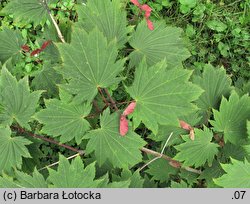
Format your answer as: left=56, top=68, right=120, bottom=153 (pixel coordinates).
left=0, top=0, right=249, bottom=188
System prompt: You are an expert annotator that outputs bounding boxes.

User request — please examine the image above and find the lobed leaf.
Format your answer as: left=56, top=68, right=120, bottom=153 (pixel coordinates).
left=0, top=28, right=25, bottom=63
left=0, top=126, right=32, bottom=173
left=198, top=160, right=225, bottom=188
left=57, top=27, right=125, bottom=103
left=214, top=158, right=250, bottom=188
left=48, top=155, right=103, bottom=187
left=0, top=68, right=42, bottom=128
left=243, top=121, right=250, bottom=154
left=193, top=64, right=232, bottom=111
left=0, top=174, right=21, bottom=188
left=129, top=21, right=190, bottom=68
left=35, top=96, right=91, bottom=144
left=76, top=0, right=130, bottom=48
left=1, top=0, right=50, bottom=26
left=126, top=59, right=203, bottom=134
left=31, top=62, right=62, bottom=98
left=145, top=156, right=178, bottom=183
left=174, top=127, right=219, bottom=168
left=84, top=108, right=146, bottom=168
left=0, top=168, right=48, bottom=188
left=210, top=92, right=250, bottom=145
left=171, top=180, right=189, bottom=188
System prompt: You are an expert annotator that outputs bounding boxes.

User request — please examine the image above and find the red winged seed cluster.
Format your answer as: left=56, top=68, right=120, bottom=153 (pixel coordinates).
left=21, top=44, right=30, bottom=52
left=119, top=101, right=137, bottom=136
left=130, top=0, right=154, bottom=30
left=179, top=120, right=195, bottom=140
left=21, top=40, right=52, bottom=56
left=30, top=40, right=51, bottom=56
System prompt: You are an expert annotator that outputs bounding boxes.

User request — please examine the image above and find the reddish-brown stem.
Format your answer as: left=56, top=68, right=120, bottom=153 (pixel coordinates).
left=12, top=125, right=201, bottom=174
left=140, top=147, right=201, bottom=174
left=15, top=9, right=201, bottom=174
left=92, top=99, right=101, bottom=113
left=11, top=126, right=84, bottom=155
left=101, top=90, right=201, bottom=174
left=98, top=87, right=109, bottom=106
left=104, top=88, right=119, bottom=111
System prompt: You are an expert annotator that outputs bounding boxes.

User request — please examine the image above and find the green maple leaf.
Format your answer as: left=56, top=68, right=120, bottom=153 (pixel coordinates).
left=0, top=28, right=25, bottom=63
left=57, top=28, right=125, bottom=103
left=0, top=174, right=20, bottom=188
left=214, top=158, right=250, bottom=188
left=32, top=62, right=62, bottom=98
left=126, top=171, right=144, bottom=188
left=145, top=156, right=178, bottom=183
left=199, top=160, right=225, bottom=188
left=1, top=0, right=51, bottom=26
left=126, top=59, right=203, bottom=134
left=193, top=64, right=232, bottom=111
left=35, top=94, right=91, bottom=144
left=0, top=168, right=47, bottom=188
left=179, top=169, right=199, bottom=185
left=171, top=180, right=189, bottom=188
left=0, top=68, right=42, bottom=128
left=15, top=168, right=47, bottom=187
left=174, top=127, right=219, bottom=168
left=129, top=21, right=190, bottom=68
left=107, top=181, right=131, bottom=188
left=76, top=0, right=130, bottom=48
left=48, top=155, right=103, bottom=187
left=113, top=169, right=144, bottom=188
left=149, top=111, right=202, bottom=143
left=84, top=108, right=146, bottom=168
left=222, top=142, right=247, bottom=161
left=143, top=175, right=158, bottom=188
left=97, top=174, right=131, bottom=188
left=210, top=91, right=250, bottom=145
left=243, top=121, right=250, bottom=154
left=0, top=126, right=32, bottom=173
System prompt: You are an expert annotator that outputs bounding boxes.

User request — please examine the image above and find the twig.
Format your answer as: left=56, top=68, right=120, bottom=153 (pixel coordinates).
left=38, top=153, right=80, bottom=171
left=139, top=132, right=173, bottom=171
left=11, top=126, right=84, bottom=155
left=49, top=12, right=66, bottom=43
left=98, top=87, right=110, bottom=107
left=12, top=125, right=201, bottom=174
left=140, top=147, right=201, bottom=174
left=104, top=88, right=119, bottom=111
left=102, top=90, right=202, bottom=174
left=43, top=0, right=66, bottom=43
left=92, top=100, right=101, bottom=113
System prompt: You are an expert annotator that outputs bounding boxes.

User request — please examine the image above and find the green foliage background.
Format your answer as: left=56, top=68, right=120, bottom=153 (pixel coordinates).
left=0, top=0, right=249, bottom=188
